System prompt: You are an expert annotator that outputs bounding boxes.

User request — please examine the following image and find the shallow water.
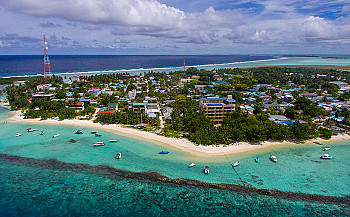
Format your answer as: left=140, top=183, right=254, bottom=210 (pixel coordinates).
left=0, top=157, right=348, bottom=217
left=1, top=120, right=349, bottom=197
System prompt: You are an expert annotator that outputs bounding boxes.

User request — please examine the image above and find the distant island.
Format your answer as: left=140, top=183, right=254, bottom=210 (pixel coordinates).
left=322, top=56, right=348, bottom=59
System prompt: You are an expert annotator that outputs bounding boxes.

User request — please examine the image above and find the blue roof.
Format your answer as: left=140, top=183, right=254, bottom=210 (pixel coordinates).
left=200, top=98, right=226, bottom=101
left=214, top=80, right=229, bottom=85
left=93, top=89, right=101, bottom=92
left=99, top=107, right=105, bottom=111
left=226, top=99, right=236, bottom=102
left=133, top=103, right=146, bottom=106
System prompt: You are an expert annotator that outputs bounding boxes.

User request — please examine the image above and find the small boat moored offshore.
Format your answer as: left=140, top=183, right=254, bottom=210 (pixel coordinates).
left=91, top=132, right=97, bottom=134
left=323, top=148, right=331, bottom=151
left=110, top=140, right=119, bottom=142
left=255, top=157, right=260, bottom=163
left=75, top=130, right=83, bottom=134
left=189, top=163, right=196, bottom=167
left=15, top=133, right=21, bottom=137
left=116, top=153, right=122, bottom=159
left=94, top=142, right=105, bottom=147
left=40, top=131, right=44, bottom=135
left=204, top=166, right=210, bottom=174
left=270, top=156, right=278, bottom=162
left=320, top=154, right=332, bottom=159
left=69, top=139, right=76, bottom=143
left=159, top=151, right=169, bottom=154
left=28, top=129, right=37, bottom=132
left=313, top=140, right=322, bottom=145
left=95, top=134, right=102, bottom=137
left=52, top=134, right=60, bottom=138
left=232, top=162, right=240, bottom=167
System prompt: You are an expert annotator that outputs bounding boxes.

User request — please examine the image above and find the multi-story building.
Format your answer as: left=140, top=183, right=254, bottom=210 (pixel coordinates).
left=199, top=96, right=236, bottom=124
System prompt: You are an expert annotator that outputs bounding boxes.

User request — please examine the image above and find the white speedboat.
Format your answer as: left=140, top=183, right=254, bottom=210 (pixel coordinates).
left=270, top=156, right=278, bottom=162
left=110, top=140, right=119, bottom=142
left=189, top=163, right=196, bottom=167
left=40, top=131, right=44, bottom=135
left=233, top=162, right=240, bottom=167
left=15, top=133, right=21, bottom=137
left=52, top=134, right=60, bottom=138
left=28, top=129, right=37, bottom=132
left=94, top=142, right=105, bottom=147
left=116, top=153, right=122, bottom=159
left=323, top=148, right=330, bottom=151
left=320, top=154, right=332, bottom=159
left=204, top=166, right=209, bottom=174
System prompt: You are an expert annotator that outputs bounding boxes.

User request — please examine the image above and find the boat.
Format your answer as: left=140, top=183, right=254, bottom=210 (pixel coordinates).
left=320, top=154, right=332, bottom=159
left=232, top=162, right=240, bottom=167
left=110, top=140, right=119, bottom=142
left=75, top=130, right=83, bottom=134
left=95, top=134, right=102, bottom=137
left=255, top=157, right=260, bottom=163
left=323, top=148, right=331, bottom=151
left=116, top=153, right=122, bottom=159
left=313, top=140, right=322, bottom=145
left=52, top=134, right=60, bottom=138
left=15, top=133, right=21, bottom=137
left=91, top=132, right=97, bottom=134
left=69, top=139, right=76, bottom=143
left=26, top=128, right=31, bottom=131
left=94, top=142, right=105, bottom=147
left=28, top=129, right=37, bottom=132
left=189, top=163, right=196, bottom=167
left=40, top=131, right=44, bottom=135
left=159, top=151, right=169, bottom=154
left=270, top=156, right=278, bottom=162
left=204, top=166, right=209, bottom=174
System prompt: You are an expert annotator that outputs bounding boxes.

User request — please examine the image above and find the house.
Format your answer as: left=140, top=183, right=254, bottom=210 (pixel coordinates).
left=107, top=103, right=118, bottom=111
left=213, top=80, right=229, bottom=86
left=69, top=102, right=85, bottom=111
left=252, top=84, right=273, bottom=92
left=132, top=102, right=146, bottom=114
left=330, top=81, right=348, bottom=88
left=31, top=93, right=55, bottom=100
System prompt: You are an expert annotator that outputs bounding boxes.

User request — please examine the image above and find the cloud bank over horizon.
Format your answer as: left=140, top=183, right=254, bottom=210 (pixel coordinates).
left=0, top=0, right=349, bottom=54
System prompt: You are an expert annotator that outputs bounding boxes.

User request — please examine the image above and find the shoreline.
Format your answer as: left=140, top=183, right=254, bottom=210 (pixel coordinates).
left=7, top=110, right=350, bottom=158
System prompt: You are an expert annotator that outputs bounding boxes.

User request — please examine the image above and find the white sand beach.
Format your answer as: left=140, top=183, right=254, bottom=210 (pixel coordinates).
left=7, top=110, right=350, bottom=158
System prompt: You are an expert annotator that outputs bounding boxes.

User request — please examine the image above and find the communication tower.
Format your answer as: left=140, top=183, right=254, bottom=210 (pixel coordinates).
left=43, top=35, right=52, bottom=76
left=184, top=59, right=186, bottom=73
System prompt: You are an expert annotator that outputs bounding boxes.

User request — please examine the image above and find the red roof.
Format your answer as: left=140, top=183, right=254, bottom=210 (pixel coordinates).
left=76, top=102, right=84, bottom=106
left=97, top=111, right=114, bottom=115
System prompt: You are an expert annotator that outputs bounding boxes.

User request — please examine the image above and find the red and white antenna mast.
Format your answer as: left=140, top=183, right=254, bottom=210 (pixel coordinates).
left=184, top=59, right=186, bottom=73
left=43, top=35, right=52, bottom=77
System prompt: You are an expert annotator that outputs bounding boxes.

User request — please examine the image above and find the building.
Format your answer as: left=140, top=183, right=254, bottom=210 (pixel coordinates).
left=330, top=81, right=348, bottom=88
left=132, top=102, right=146, bottom=114
left=69, top=102, right=85, bottom=111
left=31, top=93, right=55, bottom=101
left=199, top=96, right=236, bottom=124
left=107, top=103, right=118, bottom=111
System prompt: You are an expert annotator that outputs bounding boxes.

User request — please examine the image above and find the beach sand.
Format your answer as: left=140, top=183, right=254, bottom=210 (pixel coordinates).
left=7, top=110, right=350, bottom=158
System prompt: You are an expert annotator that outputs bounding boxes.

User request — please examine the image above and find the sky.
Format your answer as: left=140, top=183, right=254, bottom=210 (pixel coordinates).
left=0, top=0, right=349, bottom=55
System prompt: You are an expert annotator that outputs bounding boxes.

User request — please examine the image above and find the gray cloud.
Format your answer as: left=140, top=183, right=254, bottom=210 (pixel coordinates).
left=39, top=22, right=61, bottom=28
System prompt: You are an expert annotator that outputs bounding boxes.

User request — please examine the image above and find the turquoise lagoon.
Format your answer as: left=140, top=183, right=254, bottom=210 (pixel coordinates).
left=1, top=121, right=350, bottom=197
left=0, top=107, right=349, bottom=216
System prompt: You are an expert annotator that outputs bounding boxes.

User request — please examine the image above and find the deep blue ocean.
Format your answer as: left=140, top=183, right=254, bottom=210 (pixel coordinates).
left=0, top=55, right=274, bottom=77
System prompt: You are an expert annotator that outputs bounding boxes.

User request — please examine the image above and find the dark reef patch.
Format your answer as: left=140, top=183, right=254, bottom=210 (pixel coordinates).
left=0, top=153, right=349, bottom=206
